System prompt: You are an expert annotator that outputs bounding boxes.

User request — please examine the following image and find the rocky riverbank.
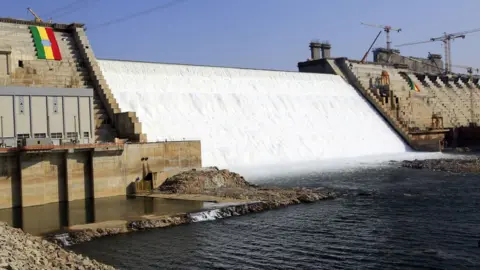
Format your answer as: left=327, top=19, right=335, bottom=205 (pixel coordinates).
left=47, top=167, right=335, bottom=247
left=401, top=157, right=480, bottom=173
left=159, top=167, right=335, bottom=206
left=0, top=222, right=114, bottom=270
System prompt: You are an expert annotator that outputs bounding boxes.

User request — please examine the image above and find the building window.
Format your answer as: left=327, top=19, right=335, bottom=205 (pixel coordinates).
left=52, top=97, right=59, bottom=113
left=18, top=96, right=24, bottom=114
left=34, top=133, right=46, bottom=138
left=66, top=132, right=78, bottom=139
left=51, top=132, right=62, bottom=139
left=83, top=132, right=89, bottom=138
left=18, top=60, right=23, bottom=68
left=17, top=134, right=29, bottom=139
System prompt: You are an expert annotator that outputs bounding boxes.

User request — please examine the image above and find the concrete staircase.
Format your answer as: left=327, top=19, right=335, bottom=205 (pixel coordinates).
left=331, top=58, right=444, bottom=151
left=71, top=26, right=146, bottom=143
left=93, top=93, right=117, bottom=142
left=326, top=59, right=347, bottom=81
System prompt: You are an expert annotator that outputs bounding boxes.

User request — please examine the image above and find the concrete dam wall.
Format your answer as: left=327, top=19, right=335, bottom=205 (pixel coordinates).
left=99, top=60, right=408, bottom=168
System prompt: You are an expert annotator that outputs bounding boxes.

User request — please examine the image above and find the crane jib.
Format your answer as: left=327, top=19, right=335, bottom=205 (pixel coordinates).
left=394, top=27, right=480, bottom=74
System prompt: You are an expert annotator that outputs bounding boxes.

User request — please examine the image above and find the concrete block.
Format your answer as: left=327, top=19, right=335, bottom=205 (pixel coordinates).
left=21, top=153, right=65, bottom=207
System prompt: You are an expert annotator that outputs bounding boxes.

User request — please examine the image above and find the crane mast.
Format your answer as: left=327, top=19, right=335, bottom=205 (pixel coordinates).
left=361, top=22, right=402, bottom=50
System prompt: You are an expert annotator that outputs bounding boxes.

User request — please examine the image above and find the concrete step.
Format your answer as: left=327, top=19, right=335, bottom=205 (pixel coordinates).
left=93, top=103, right=104, bottom=110
left=94, top=128, right=117, bottom=143
left=94, top=109, right=108, bottom=119
left=95, top=118, right=112, bottom=128
left=95, top=125, right=117, bottom=135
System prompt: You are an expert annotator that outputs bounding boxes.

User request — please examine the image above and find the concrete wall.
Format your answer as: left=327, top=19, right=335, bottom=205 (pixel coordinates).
left=91, top=141, right=202, bottom=199
left=297, top=58, right=336, bottom=74
left=66, top=151, right=93, bottom=201
left=92, top=150, right=124, bottom=199
left=0, top=87, right=94, bottom=146
left=0, top=155, right=19, bottom=209
left=0, top=141, right=201, bottom=209
left=21, top=153, right=66, bottom=207
left=373, top=48, right=444, bottom=74
left=123, top=141, right=202, bottom=190
left=0, top=20, right=90, bottom=88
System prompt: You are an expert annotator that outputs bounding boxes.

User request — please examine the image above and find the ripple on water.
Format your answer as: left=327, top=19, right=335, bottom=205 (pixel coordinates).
left=70, top=167, right=480, bottom=270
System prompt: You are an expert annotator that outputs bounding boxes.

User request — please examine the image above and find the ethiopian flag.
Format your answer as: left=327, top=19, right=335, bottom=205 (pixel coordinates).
left=405, top=74, right=420, bottom=92
left=29, top=26, right=62, bottom=60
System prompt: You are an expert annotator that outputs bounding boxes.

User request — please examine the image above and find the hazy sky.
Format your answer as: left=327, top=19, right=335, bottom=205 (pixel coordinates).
left=4, top=0, right=480, bottom=71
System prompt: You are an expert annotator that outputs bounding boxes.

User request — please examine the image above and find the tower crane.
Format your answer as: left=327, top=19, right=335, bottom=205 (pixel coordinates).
left=361, top=22, right=402, bottom=50
left=451, top=64, right=480, bottom=75
left=396, top=28, right=480, bottom=74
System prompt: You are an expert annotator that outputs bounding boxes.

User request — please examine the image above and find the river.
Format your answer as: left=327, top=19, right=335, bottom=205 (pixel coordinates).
left=70, top=164, right=480, bottom=269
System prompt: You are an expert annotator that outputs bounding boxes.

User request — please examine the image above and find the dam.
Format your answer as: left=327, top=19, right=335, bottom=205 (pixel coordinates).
left=99, top=60, right=408, bottom=168
left=0, top=16, right=478, bottom=212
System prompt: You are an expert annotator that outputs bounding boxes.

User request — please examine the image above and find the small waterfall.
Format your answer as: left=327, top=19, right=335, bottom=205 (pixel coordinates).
left=188, top=209, right=223, bottom=222
left=54, top=233, right=72, bottom=246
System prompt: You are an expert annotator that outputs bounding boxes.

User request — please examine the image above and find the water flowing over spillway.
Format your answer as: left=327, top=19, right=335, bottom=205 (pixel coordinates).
left=99, top=60, right=408, bottom=168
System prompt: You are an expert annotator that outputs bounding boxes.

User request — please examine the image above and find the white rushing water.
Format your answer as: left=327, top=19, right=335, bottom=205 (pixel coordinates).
left=99, top=60, right=409, bottom=169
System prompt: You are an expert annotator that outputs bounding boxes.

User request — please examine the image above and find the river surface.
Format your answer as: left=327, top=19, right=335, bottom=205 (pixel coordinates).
left=71, top=164, right=480, bottom=269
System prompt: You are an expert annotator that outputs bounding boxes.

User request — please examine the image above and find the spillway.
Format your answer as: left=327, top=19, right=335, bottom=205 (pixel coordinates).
left=99, top=60, right=408, bottom=168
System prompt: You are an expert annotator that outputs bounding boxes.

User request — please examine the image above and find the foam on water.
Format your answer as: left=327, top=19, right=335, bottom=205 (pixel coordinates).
left=100, top=60, right=410, bottom=169
left=188, top=209, right=222, bottom=222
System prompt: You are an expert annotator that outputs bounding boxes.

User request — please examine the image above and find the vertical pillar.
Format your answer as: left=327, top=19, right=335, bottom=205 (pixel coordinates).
left=60, top=152, right=68, bottom=202
left=13, top=152, right=22, bottom=207
left=86, top=149, right=94, bottom=199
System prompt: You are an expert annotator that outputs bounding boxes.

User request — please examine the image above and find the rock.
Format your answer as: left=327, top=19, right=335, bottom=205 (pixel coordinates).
left=297, top=192, right=319, bottom=203
left=401, top=158, right=480, bottom=173
left=0, top=222, right=115, bottom=269
left=82, top=258, right=92, bottom=266
left=159, top=167, right=254, bottom=193
left=159, top=167, right=336, bottom=207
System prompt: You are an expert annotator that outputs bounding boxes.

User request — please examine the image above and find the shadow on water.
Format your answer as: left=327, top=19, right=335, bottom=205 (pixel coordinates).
left=0, top=196, right=205, bottom=236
